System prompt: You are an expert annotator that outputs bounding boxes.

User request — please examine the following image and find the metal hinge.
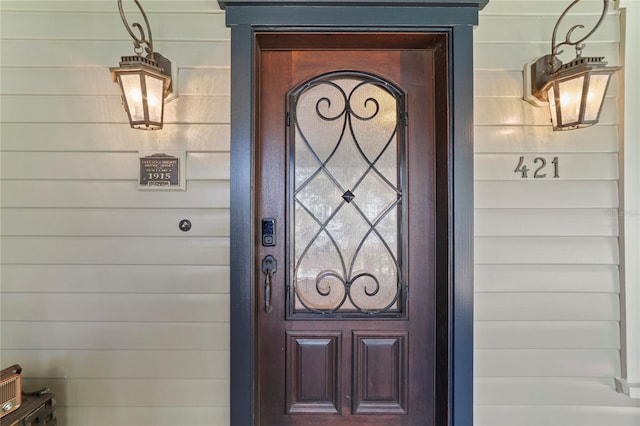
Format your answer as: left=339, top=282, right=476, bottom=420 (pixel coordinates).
left=402, top=112, right=408, bottom=126
left=286, top=112, right=292, bottom=127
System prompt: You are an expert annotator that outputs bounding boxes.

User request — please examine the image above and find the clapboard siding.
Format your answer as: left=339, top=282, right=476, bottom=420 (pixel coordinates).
left=1, top=293, right=229, bottom=321
left=0, top=40, right=231, bottom=67
left=0, top=123, right=230, bottom=151
left=0, top=11, right=229, bottom=40
left=60, top=408, right=229, bottom=426
left=475, top=349, right=621, bottom=377
left=475, top=406, right=640, bottom=426
left=1, top=236, right=230, bottom=265
left=475, top=180, right=618, bottom=208
left=1, top=181, right=229, bottom=208
left=475, top=264, right=619, bottom=293
left=20, top=378, right=229, bottom=407
left=1, top=95, right=230, bottom=124
left=0, top=68, right=230, bottom=96
left=475, top=209, right=618, bottom=236
left=0, top=2, right=231, bottom=425
left=476, top=14, right=620, bottom=43
left=0, top=264, right=229, bottom=293
left=475, top=321, right=620, bottom=349
left=0, top=209, right=230, bottom=237
left=1, top=323, right=230, bottom=350
left=0, top=152, right=230, bottom=180
left=475, top=125, right=618, bottom=153
left=2, top=350, right=230, bottom=377
left=475, top=293, right=619, bottom=321
left=474, top=43, right=620, bottom=70
left=471, top=1, right=637, bottom=424
left=475, top=236, right=619, bottom=264
left=476, top=377, right=640, bottom=407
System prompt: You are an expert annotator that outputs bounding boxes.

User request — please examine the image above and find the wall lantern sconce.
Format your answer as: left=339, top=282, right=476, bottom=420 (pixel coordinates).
left=110, top=0, right=172, bottom=130
left=523, top=0, right=621, bottom=131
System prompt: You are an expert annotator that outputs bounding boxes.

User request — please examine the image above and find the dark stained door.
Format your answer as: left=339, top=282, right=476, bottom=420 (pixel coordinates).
left=255, top=33, right=442, bottom=426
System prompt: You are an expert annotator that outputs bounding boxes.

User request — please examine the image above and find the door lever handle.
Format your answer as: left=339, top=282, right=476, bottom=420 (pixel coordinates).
left=262, top=255, right=277, bottom=313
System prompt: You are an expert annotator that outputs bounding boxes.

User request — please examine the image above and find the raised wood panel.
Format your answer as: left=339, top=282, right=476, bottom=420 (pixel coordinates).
left=1, top=349, right=229, bottom=378
left=475, top=71, right=619, bottom=98
left=0, top=1, right=222, bottom=12
left=1, top=322, right=230, bottom=350
left=0, top=264, right=229, bottom=293
left=475, top=349, right=621, bottom=377
left=475, top=377, right=640, bottom=407
left=0, top=123, right=230, bottom=152
left=1, top=293, right=229, bottom=322
left=0, top=209, right=230, bottom=237
left=474, top=264, right=619, bottom=293
left=475, top=293, right=620, bottom=321
left=286, top=332, right=341, bottom=414
left=475, top=321, right=620, bottom=349
left=474, top=125, right=618, bottom=153
left=0, top=181, right=229, bottom=208
left=474, top=43, right=620, bottom=70
left=475, top=181, right=618, bottom=208
left=475, top=153, right=618, bottom=180
left=0, top=152, right=230, bottom=180
left=475, top=236, right=619, bottom=264
left=475, top=209, right=618, bottom=236
left=475, top=98, right=618, bottom=126
left=0, top=68, right=229, bottom=97
left=20, top=378, right=229, bottom=407
left=0, top=11, right=228, bottom=40
left=475, top=14, right=619, bottom=43
left=353, top=332, right=407, bottom=414
left=1, top=236, right=229, bottom=265
left=59, top=407, right=229, bottom=426
left=475, top=405, right=640, bottom=426
left=1, top=95, right=230, bottom=124
left=0, top=40, right=230, bottom=67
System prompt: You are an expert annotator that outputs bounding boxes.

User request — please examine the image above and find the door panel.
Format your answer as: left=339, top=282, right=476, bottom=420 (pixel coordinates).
left=256, top=33, right=438, bottom=426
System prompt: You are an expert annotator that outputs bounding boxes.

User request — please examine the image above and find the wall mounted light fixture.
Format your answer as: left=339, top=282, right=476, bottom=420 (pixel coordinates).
left=523, top=0, right=621, bottom=131
left=110, top=0, right=172, bottom=130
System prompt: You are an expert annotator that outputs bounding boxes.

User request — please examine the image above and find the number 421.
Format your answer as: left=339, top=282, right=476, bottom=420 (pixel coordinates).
left=514, top=156, right=559, bottom=179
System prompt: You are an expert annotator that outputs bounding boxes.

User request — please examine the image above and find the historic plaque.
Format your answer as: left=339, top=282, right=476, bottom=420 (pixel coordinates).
left=138, top=151, right=186, bottom=190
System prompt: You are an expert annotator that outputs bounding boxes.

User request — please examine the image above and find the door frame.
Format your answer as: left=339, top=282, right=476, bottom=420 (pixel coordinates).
left=218, top=1, right=487, bottom=425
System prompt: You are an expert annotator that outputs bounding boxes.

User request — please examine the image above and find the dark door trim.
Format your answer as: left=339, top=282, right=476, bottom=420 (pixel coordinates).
left=219, top=2, right=486, bottom=425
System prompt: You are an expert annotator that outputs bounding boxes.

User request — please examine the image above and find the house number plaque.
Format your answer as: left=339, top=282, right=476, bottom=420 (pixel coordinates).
left=514, top=156, right=559, bottom=179
left=138, top=151, right=186, bottom=190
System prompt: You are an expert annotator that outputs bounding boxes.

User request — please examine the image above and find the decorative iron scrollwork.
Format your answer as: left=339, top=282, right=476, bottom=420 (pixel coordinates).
left=289, top=72, right=406, bottom=316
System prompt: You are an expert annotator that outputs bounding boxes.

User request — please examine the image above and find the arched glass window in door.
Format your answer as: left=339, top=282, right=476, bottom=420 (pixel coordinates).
left=288, top=71, right=407, bottom=317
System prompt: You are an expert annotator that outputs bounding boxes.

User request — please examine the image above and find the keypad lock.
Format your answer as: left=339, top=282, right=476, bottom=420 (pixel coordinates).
left=262, top=218, right=276, bottom=247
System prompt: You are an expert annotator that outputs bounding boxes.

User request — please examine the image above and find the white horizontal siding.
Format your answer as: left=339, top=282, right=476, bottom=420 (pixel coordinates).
left=0, top=2, right=231, bottom=425
left=475, top=209, right=618, bottom=236
left=0, top=123, right=230, bottom=152
left=1, top=323, right=230, bottom=350
left=473, top=1, right=635, bottom=425
left=2, top=350, right=230, bottom=376
left=0, top=265, right=229, bottom=293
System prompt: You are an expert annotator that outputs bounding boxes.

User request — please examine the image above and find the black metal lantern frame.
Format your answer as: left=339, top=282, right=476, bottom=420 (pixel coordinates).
left=110, top=0, right=173, bottom=130
left=523, top=0, right=621, bottom=131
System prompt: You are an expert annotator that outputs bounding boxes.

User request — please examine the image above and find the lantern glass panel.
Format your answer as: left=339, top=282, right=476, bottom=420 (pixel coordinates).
left=584, top=73, right=610, bottom=121
left=145, top=74, right=165, bottom=124
left=120, top=73, right=145, bottom=122
left=547, top=86, right=559, bottom=128
left=558, top=75, right=584, bottom=125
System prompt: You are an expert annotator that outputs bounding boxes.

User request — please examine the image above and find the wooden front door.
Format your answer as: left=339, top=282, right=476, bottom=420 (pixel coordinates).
left=255, top=33, right=447, bottom=426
